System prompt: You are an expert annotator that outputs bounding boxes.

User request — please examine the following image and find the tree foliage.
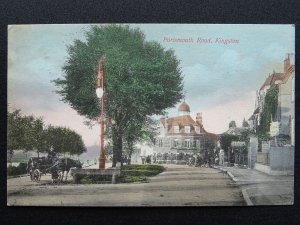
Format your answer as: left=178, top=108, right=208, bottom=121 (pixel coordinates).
left=7, top=109, right=86, bottom=158
left=46, top=125, right=87, bottom=156
left=54, top=25, right=184, bottom=166
left=7, top=109, right=26, bottom=153
left=7, top=110, right=47, bottom=157
left=258, top=84, right=279, bottom=137
left=123, top=117, right=156, bottom=164
left=220, top=134, right=239, bottom=152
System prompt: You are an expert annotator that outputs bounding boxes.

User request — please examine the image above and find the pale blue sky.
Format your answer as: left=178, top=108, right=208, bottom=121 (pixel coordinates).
left=8, top=24, right=295, bottom=146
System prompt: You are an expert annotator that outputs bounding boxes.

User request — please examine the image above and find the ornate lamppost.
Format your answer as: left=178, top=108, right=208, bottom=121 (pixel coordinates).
left=96, top=57, right=105, bottom=169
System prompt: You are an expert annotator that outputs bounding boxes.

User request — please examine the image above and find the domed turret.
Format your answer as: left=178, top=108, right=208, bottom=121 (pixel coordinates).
left=178, top=101, right=190, bottom=115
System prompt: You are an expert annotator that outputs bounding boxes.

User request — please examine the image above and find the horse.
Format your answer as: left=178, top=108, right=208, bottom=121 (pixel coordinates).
left=26, top=157, right=48, bottom=182
left=50, top=158, right=82, bottom=183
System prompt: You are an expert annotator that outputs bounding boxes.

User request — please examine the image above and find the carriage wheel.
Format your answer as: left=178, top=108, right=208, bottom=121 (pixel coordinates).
left=33, top=169, right=41, bottom=182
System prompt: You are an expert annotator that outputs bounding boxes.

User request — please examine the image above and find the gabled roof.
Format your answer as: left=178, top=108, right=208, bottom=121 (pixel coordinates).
left=160, top=115, right=219, bottom=140
left=260, top=66, right=295, bottom=91
left=254, top=107, right=260, bottom=114
left=260, top=72, right=285, bottom=90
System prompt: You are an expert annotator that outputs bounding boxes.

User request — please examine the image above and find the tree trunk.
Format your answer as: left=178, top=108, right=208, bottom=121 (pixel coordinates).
left=127, top=142, right=133, bottom=165
left=112, top=131, right=123, bottom=167
left=128, top=155, right=131, bottom=165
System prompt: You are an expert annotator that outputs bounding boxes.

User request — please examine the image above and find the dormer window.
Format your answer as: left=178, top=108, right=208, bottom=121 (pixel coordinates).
left=185, top=126, right=190, bottom=133
left=174, top=125, right=179, bottom=133
left=195, top=126, right=200, bottom=133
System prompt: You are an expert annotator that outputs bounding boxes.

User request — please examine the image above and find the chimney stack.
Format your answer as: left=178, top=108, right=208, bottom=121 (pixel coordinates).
left=196, top=112, right=203, bottom=125
left=284, top=54, right=291, bottom=73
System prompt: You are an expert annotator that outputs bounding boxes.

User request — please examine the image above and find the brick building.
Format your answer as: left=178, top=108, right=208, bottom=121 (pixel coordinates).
left=154, top=101, right=219, bottom=156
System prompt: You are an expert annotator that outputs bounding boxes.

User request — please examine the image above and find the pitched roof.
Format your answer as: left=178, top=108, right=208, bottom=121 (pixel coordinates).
left=260, top=72, right=286, bottom=90
left=204, top=131, right=220, bottom=142
left=168, top=115, right=197, bottom=126
left=248, top=114, right=255, bottom=121
left=254, top=107, right=260, bottom=114
left=160, top=115, right=219, bottom=140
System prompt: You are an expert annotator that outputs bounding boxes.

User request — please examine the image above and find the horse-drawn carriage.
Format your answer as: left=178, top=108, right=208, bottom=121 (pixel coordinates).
left=26, top=156, right=82, bottom=183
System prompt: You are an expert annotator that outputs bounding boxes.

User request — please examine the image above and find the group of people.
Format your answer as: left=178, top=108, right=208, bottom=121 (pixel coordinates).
left=151, top=152, right=215, bottom=167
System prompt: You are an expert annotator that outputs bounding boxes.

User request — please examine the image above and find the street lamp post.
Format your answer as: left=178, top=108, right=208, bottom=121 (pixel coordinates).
left=96, top=57, right=105, bottom=169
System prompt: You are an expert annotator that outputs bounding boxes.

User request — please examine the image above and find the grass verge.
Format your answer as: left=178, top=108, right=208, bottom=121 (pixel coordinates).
left=79, top=164, right=165, bottom=184
left=120, top=164, right=165, bottom=183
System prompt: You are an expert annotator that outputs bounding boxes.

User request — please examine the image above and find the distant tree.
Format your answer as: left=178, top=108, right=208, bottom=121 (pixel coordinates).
left=23, top=116, right=48, bottom=158
left=220, top=133, right=239, bottom=154
left=7, top=109, right=26, bottom=160
left=54, top=25, right=183, bottom=166
left=123, top=117, right=156, bottom=165
left=7, top=109, right=46, bottom=158
left=8, top=109, right=86, bottom=160
left=46, top=126, right=87, bottom=157
left=242, top=118, right=249, bottom=127
left=229, top=120, right=237, bottom=128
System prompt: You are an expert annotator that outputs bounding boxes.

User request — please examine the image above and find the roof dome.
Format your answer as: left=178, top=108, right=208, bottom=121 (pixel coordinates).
left=178, top=101, right=190, bottom=112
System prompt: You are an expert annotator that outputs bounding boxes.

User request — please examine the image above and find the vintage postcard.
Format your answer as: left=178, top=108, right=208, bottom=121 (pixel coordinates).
left=7, top=24, right=295, bottom=206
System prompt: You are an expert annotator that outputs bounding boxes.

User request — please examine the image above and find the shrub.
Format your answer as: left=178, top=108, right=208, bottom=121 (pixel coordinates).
left=7, top=162, right=27, bottom=176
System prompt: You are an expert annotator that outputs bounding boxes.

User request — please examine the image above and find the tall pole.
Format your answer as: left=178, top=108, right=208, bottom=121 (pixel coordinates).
left=97, top=57, right=106, bottom=169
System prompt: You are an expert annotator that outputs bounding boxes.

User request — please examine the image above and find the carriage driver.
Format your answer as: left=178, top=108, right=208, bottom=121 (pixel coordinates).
left=47, top=146, right=58, bottom=163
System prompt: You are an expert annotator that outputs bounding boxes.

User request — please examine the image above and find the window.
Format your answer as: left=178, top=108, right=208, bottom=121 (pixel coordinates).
left=159, top=139, right=163, bottom=147
left=195, top=126, right=200, bottom=133
left=184, top=139, right=190, bottom=148
left=185, top=126, right=190, bottom=133
left=174, top=125, right=179, bottom=133
left=173, top=139, right=179, bottom=147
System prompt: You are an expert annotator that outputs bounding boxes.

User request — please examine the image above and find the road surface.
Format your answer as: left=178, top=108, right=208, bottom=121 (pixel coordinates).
left=7, top=164, right=245, bottom=206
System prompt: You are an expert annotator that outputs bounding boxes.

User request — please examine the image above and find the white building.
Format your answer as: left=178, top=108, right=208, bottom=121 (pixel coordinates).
left=249, top=54, right=295, bottom=145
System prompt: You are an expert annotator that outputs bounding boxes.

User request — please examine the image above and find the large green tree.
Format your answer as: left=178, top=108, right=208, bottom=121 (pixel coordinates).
left=54, top=25, right=184, bottom=166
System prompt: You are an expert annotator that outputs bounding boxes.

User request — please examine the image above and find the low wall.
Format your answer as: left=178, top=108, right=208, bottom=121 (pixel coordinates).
left=248, top=137, right=258, bottom=169
left=269, top=146, right=294, bottom=171
left=256, top=152, right=269, bottom=165
left=255, top=146, right=294, bottom=175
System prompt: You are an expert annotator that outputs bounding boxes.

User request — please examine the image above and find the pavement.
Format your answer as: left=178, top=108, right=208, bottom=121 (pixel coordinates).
left=213, top=165, right=294, bottom=205
left=7, top=164, right=245, bottom=206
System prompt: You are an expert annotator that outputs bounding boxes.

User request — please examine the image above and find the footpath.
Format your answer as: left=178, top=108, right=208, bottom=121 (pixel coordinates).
left=213, top=165, right=294, bottom=205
